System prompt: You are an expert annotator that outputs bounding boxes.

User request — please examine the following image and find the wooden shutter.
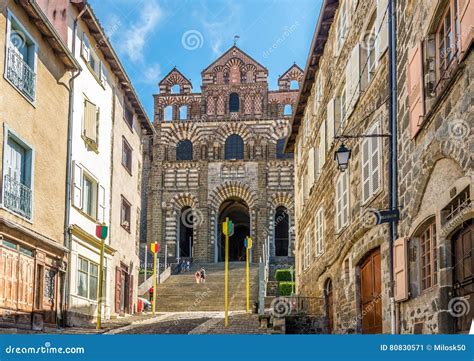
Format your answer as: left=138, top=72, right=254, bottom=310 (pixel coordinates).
left=407, top=42, right=425, bottom=138
left=370, top=122, right=381, bottom=195
left=327, top=98, right=335, bottom=147
left=376, top=0, right=389, bottom=59
left=115, top=267, right=121, bottom=313
left=362, top=137, right=371, bottom=203
left=394, top=237, right=409, bottom=301
left=72, top=162, right=83, bottom=208
left=319, top=124, right=326, bottom=169
left=336, top=176, right=343, bottom=230
left=98, top=184, right=106, bottom=223
left=84, top=100, right=98, bottom=142
left=308, top=147, right=315, bottom=187
left=345, top=44, right=360, bottom=117
left=458, top=0, right=473, bottom=57
left=342, top=172, right=349, bottom=226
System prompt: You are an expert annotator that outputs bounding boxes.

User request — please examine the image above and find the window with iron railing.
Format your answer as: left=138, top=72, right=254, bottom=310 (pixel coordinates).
left=5, top=12, right=37, bottom=101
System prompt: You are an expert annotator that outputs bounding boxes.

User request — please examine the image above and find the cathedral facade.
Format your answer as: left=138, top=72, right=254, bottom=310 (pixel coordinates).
left=147, top=46, right=302, bottom=263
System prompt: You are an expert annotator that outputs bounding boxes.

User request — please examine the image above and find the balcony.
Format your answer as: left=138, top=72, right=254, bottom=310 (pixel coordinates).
left=6, top=45, right=36, bottom=102
left=3, top=175, right=32, bottom=220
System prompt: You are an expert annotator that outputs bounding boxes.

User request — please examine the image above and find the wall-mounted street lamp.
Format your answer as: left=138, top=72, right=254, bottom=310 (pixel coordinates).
left=333, top=133, right=391, bottom=172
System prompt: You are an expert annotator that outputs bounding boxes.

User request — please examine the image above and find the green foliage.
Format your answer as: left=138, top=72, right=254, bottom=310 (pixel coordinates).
left=279, top=282, right=295, bottom=296
left=275, top=269, right=293, bottom=282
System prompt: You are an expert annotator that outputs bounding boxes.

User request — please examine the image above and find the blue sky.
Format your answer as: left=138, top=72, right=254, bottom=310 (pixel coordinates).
left=89, top=0, right=321, bottom=118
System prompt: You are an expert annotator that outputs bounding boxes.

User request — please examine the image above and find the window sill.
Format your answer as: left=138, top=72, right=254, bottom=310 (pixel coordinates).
left=0, top=204, right=34, bottom=224
left=3, top=74, right=37, bottom=108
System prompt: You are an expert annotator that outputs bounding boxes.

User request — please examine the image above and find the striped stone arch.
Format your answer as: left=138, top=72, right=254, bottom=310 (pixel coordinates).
left=223, top=57, right=245, bottom=72
left=163, top=122, right=201, bottom=146
left=167, top=192, right=199, bottom=210
left=208, top=181, right=257, bottom=210
left=215, top=122, right=253, bottom=143
left=268, top=192, right=294, bottom=210
left=268, top=119, right=292, bottom=142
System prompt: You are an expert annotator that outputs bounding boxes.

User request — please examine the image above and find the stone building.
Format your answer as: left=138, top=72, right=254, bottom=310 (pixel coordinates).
left=147, top=46, right=301, bottom=263
left=0, top=0, right=79, bottom=328
left=286, top=0, right=393, bottom=334
left=394, top=0, right=473, bottom=334
left=287, top=0, right=473, bottom=334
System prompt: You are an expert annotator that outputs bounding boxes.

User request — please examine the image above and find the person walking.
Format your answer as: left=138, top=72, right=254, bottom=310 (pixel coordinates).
left=194, top=270, right=201, bottom=284
left=186, top=260, right=191, bottom=272
left=200, top=267, right=206, bottom=283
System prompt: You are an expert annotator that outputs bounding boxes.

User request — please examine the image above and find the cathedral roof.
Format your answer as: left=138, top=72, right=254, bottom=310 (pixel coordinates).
left=201, top=45, right=268, bottom=75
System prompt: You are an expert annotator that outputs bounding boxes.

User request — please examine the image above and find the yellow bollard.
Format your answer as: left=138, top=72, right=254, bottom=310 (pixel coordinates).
left=224, top=220, right=229, bottom=327
left=152, top=249, right=157, bottom=315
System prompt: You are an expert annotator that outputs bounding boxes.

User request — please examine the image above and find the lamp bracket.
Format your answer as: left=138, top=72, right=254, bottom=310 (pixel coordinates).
left=335, top=133, right=391, bottom=140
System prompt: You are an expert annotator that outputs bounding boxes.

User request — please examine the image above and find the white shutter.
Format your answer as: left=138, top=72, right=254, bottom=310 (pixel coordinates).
left=81, top=33, right=90, bottom=61
left=308, top=147, right=315, bottom=188
left=342, top=172, right=349, bottom=226
left=376, top=0, right=389, bottom=60
left=319, top=125, right=326, bottom=169
left=336, top=177, right=342, bottom=231
left=345, top=44, right=360, bottom=117
left=98, top=184, right=106, bottom=223
left=100, top=62, right=107, bottom=85
left=72, top=162, right=83, bottom=208
left=327, top=98, right=335, bottom=148
left=371, top=122, right=381, bottom=195
left=362, top=137, right=371, bottom=203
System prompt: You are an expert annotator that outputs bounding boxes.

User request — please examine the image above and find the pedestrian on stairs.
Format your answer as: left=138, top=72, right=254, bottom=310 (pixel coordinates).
left=200, top=267, right=206, bottom=283
left=186, top=260, right=191, bottom=272
left=194, top=270, right=201, bottom=284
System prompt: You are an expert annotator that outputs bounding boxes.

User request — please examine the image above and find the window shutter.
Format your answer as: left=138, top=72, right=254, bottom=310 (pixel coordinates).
left=394, top=237, right=409, bottom=301
left=423, top=35, right=436, bottom=112
left=336, top=177, right=342, bottom=231
left=81, top=33, right=90, bottom=61
left=345, top=44, right=360, bottom=117
left=362, top=137, right=370, bottom=203
left=342, top=173, right=349, bottom=226
left=407, top=42, right=424, bottom=138
left=100, top=62, right=107, bottom=85
left=458, top=0, right=473, bottom=57
left=371, top=122, right=381, bottom=195
left=84, top=100, right=98, bottom=142
left=319, top=124, right=326, bottom=169
left=308, top=147, right=315, bottom=188
left=72, top=162, right=83, bottom=208
left=98, top=184, right=106, bottom=223
left=376, top=0, right=389, bottom=59
left=327, top=98, right=335, bottom=148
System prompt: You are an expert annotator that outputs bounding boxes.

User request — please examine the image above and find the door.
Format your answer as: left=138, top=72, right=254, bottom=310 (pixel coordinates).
left=452, top=221, right=473, bottom=333
left=325, top=279, right=334, bottom=333
left=360, top=248, right=382, bottom=333
left=114, top=267, right=121, bottom=313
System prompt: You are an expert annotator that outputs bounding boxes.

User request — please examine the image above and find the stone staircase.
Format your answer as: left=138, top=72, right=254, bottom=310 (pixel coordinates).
left=150, top=262, right=259, bottom=312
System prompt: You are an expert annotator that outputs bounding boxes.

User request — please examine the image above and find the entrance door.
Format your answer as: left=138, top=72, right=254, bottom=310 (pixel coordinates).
left=452, top=221, right=473, bottom=333
left=325, top=279, right=334, bottom=333
left=360, top=248, right=382, bottom=333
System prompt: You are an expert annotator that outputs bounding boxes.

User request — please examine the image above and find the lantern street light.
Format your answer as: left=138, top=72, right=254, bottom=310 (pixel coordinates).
left=334, top=143, right=351, bottom=172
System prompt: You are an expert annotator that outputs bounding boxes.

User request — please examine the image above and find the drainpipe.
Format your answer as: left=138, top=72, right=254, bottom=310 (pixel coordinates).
left=387, top=0, right=398, bottom=335
left=63, top=6, right=86, bottom=326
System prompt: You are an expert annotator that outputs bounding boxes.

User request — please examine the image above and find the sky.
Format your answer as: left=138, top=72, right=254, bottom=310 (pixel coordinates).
left=88, top=0, right=321, bottom=119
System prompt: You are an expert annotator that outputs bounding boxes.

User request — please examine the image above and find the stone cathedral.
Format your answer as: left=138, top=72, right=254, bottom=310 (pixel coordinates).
left=147, top=46, right=303, bottom=263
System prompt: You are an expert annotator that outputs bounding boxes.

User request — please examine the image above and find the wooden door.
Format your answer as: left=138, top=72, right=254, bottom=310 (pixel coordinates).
left=452, top=222, right=473, bottom=333
left=115, top=267, right=122, bottom=313
left=325, top=279, right=334, bottom=333
left=360, top=248, right=382, bottom=334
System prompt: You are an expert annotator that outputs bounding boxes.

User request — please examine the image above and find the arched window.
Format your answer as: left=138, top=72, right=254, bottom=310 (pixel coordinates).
left=164, top=106, right=173, bottom=121
left=179, top=106, right=187, bottom=120
left=176, top=140, right=193, bottom=161
left=225, top=134, right=244, bottom=160
left=229, top=93, right=239, bottom=112
left=284, top=104, right=292, bottom=116
left=171, top=84, right=180, bottom=94
left=290, top=80, right=299, bottom=90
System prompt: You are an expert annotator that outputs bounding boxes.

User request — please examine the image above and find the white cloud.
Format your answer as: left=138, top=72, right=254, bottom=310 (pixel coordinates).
left=141, top=63, right=161, bottom=85
left=119, top=1, right=162, bottom=62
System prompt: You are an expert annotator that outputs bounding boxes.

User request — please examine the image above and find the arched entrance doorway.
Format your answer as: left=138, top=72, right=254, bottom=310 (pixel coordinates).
left=178, top=206, right=193, bottom=258
left=274, top=206, right=289, bottom=256
left=324, top=279, right=334, bottom=334
left=218, top=198, right=250, bottom=262
left=451, top=219, right=473, bottom=333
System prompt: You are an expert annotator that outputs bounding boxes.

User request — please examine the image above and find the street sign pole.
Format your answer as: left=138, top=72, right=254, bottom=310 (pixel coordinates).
left=95, top=224, right=108, bottom=330
left=245, top=236, right=252, bottom=313
left=152, top=243, right=157, bottom=315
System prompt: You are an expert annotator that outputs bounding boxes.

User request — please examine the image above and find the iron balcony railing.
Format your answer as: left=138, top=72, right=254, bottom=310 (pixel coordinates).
left=3, top=174, right=32, bottom=220
left=6, top=45, right=36, bottom=101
